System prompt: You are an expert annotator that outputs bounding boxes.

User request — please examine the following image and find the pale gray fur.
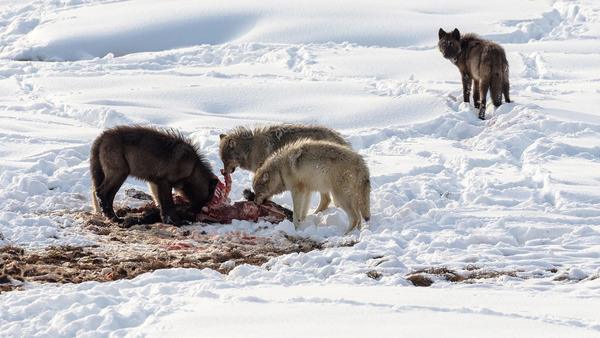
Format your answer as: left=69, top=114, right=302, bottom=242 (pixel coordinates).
left=220, top=123, right=351, bottom=213
left=253, top=139, right=370, bottom=234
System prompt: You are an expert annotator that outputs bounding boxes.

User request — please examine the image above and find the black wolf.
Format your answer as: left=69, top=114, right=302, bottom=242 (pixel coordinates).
left=90, top=126, right=217, bottom=226
left=438, top=28, right=511, bottom=119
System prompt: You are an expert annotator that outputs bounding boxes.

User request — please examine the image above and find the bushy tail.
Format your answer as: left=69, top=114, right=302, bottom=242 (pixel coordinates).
left=503, top=61, right=511, bottom=103
left=360, top=177, right=371, bottom=222
left=90, top=140, right=104, bottom=213
left=490, top=47, right=510, bottom=107
left=490, top=55, right=504, bottom=107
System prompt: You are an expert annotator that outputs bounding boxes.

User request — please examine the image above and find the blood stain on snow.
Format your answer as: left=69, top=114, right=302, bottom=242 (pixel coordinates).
left=0, top=212, right=322, bottom=292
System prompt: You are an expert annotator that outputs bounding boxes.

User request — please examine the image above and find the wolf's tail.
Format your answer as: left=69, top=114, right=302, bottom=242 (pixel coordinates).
left=490, top=52, right=506, bottom=107
left=360, top=177, right=371, bottom=222
left=502, top=59, right=511, bottom=103
left=90, top=139, right=104, bottom=213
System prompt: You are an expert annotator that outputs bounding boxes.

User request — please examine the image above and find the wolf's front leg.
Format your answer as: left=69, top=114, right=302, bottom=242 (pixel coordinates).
left=300, top=191, right=312, bottom=220
left=291, top=188, right=309, bottom=229
left=461, top=73, right=471, bottom=103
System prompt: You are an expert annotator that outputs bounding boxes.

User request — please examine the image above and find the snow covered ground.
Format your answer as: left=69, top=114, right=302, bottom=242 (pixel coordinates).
left=1, top=0, right=600, bottom=336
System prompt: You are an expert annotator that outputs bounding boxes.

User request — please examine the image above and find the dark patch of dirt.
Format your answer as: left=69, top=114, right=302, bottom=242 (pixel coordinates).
left=366, top=270, right=383, bottom=280
left=405, top=267, right=522, bottom=287
left=0, top=211, right=323, bottom=293
left=406, top=274, right=434, bottom=287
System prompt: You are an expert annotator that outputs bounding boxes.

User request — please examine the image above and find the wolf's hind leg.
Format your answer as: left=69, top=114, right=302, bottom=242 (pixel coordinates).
left=96, top=173, right=128, bottom=222
left=478, top=79, right=490, bottom=120
left=154, top=181, right=181, bottom=226
left=148, top=182, right=160, bottom=204
left=343, top=203, right=362, bottom=234
left=503, top=81, right=511, bottom=103
left=472, top=79, right=480, bottom=108
left=332, top=191, right=361, bottom=234
left=314, top=192, right=331, bottom=213
left=92, top=189, right=101, bottom=213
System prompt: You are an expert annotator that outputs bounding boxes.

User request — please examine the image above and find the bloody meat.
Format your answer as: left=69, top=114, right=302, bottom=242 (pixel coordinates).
left=119, top=170, right=292, bottom=227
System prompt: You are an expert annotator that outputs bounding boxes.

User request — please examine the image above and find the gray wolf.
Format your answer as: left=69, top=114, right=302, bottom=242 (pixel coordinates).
left=220, top=123, right=351, bottom=213
left=252, top=139, right=370, bottom=234
left=438, top=28, right=510, bottom=119
left=90, top=126, right=217, bottom=226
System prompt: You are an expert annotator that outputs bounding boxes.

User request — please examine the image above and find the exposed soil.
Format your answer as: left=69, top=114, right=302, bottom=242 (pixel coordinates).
left=0, top=211, right=322, bottom=293
left=406, top=267, right=524, bottom=287
left=1, top=193, right=568, bottom=292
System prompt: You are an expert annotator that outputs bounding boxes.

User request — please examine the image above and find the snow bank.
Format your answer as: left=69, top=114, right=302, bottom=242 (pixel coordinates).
left=1, top=0, right=557, bottom=61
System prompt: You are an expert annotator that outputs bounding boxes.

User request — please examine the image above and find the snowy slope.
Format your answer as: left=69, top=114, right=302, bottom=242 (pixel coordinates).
left=1, top=0, right=600, bottom=336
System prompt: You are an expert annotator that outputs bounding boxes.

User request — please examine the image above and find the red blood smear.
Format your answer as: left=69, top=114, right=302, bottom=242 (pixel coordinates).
left=128, top=170, right=289, bottom=224
left=204, top=170, right=232, bottom=209
left=197, top=170, right=288, bottom=224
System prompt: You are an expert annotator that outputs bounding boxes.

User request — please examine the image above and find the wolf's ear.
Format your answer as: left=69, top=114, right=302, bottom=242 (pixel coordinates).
left=452, top=28, right=460, bottom=40
left=261, top=173, right=269, bottom=183
left=219, top=134, right=227, bottom=140
left=228, top=139, right=236, bottom=149
left=438, top=28, right=446, bottom=40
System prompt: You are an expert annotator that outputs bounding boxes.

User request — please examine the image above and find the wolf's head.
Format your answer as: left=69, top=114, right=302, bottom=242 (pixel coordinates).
left=438, top=28, right=461, bottom=63
left=180, top=169, right=218, bottom=212
left=252, top=169, right=284, bottom=205
left=219, top=134, right=240, bottom=175
left=253, top=172, right=272, bottom=205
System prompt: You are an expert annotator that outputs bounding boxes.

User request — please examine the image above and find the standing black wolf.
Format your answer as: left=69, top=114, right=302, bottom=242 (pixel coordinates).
left=438, top=28, right=511, bottom=120
left=90, top=126, right=217, bottom=226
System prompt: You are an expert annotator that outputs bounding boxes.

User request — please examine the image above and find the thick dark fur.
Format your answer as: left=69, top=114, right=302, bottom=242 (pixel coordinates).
left=438, top=28, right=511, bottom=119
left=90, top=126, right=217, bottom=226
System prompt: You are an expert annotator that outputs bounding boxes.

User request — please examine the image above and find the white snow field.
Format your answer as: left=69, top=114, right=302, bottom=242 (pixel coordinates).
left=1, top=0, right=600, bottom=336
